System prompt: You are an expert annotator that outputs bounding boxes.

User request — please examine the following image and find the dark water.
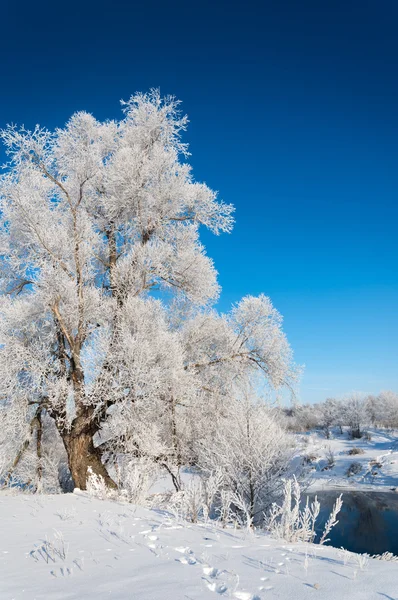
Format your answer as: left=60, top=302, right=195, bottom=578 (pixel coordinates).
left=307, top=490, right=398, bottom=555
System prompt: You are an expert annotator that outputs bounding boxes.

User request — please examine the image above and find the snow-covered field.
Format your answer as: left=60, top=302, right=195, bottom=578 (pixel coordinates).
left=299, top=427, right=398, bottom=492
left=1, top=490, right=398, bottom=600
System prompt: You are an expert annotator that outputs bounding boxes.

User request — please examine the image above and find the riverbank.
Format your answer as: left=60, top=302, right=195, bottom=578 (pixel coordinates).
left=298, top=427, right=398, bottom=493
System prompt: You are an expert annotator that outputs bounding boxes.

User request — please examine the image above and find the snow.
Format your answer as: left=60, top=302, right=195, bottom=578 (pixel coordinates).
left=299, top=427, right=398, bottom=492
left=1, top=490, right=397, bottom=599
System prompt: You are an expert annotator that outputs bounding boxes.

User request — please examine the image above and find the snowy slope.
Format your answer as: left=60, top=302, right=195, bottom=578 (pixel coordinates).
left=1, top=490, right=397, bottom=600
left=299, top=428, right=398, bottom=491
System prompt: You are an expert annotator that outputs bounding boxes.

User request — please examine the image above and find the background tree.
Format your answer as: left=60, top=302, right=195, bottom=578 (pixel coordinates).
left=318, top=397, right=339, bottom=438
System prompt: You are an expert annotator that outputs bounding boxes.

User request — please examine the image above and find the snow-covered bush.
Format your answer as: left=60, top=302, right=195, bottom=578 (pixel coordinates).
left=86, top=468, right=115, bottom=500
left=346, top=462, right=362, bottom=477
left=347, top=447, right=364, bottom=456
left=197, top=394, right=295, bottom=525
left=118, top=457, right=159, bottom=504
left=324, top=447, right=335, bottom=468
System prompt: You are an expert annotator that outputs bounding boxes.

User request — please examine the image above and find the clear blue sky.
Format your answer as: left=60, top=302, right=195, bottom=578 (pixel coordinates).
left=1, top=0, right=397, bottom=402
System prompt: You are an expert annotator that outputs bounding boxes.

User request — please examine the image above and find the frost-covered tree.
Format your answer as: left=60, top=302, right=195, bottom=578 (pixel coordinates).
left=0, top=90, right=299, bottom=490
left=318, top=397, right=339, bottom=438
left=343, top=393, right=368, bottom=439
left=366, top=391, right=398, bottom=428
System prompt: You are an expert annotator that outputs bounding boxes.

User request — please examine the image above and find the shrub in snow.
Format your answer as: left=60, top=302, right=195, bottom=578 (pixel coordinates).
left=346, top=462, right=362, bottom=477
left=303, top=453, right=320, bottom=465
left=347, top=447, right=364, bottom=455
left=324, top=447, right=335, bottom=469
left=117, top=457, right=159, bottom=505
left=167, top=469, right=224, bottom=524
left=197, top=394, right=295, bottom=525
left=86, top=468, right=116, bottom=501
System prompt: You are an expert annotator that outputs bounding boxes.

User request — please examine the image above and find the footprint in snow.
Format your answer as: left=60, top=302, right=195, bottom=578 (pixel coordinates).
left=175, top=546, right=192, bottom=554
left=233, top=592, right=261, bottom=600
left=203, top=566, right=219, bottom=578
left=206, top=581, right=228, bottom=594
left=177, top=556, right=197, bottom=565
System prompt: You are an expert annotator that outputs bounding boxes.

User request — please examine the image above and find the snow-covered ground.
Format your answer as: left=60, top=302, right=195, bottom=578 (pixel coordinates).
left=1, top=490, right=397, bottom=600
left=299, top=427, right=398, bottom=492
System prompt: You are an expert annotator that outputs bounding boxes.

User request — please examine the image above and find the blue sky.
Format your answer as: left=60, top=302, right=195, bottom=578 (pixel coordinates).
left=1, top=0, right=397, bottom=402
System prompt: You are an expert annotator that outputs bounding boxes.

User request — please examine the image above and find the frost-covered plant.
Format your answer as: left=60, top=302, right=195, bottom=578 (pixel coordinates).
left=86, top=468, right=116, bottom=500
left=265, top=478, right=342, bottom=544
left=338, top=547, right=354, bottom=565
left=344, top=393, right=368, bottom=439
left=167, top=469, right=225, bottom=524
left=230, top=491, right=255, bottom=529
left=324, top=447, right=335, bottom=468
left=169, top=478, right=206, bottom=523
left=217, top=489, right=233, bottom=528
left=372, top=552, right=398, bottom=562
left=30, top=530, right=69, bottom=564
left=319, top=398, right=340, bottom=439
left=118, top=457, right=159, bottom=504
left=265, top=478, right=319, bottom=542
left=354, top=553, right=369, bottom=571
left=201, top=468, right=224, bottom=521
left=346, top=462, right=362, bottom=477
left=318, top=494, right=343, bottom=544
left=347, top=447, right=364, bottom=455
left=197, top=391, right=295, bottom=524
left=55, top=507, right=77, bottom=521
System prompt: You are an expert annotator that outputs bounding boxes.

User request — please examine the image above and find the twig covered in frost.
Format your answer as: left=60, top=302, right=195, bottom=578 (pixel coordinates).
left=319, top=494, right=343, bottom=545
left=354, top=553, right=369, bottom=571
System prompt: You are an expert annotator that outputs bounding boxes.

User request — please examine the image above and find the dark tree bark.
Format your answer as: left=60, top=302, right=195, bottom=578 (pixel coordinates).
left=36, top=409, right=43, bottom=485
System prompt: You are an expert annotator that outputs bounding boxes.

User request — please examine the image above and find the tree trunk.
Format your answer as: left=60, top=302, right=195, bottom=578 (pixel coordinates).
left=62, top=429, right=117, bottom=491
left=36, top=409, right=43, bottom=488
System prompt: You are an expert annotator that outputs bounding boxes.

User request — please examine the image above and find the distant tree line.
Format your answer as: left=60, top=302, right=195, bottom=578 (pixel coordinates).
left=277, top=391, right=398, bottom=439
